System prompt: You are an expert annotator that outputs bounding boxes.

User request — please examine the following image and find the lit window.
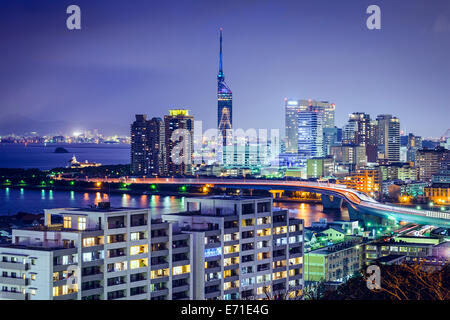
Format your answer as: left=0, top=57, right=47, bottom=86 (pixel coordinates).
left=82, top=237, right=95, bottom=247
left=63, top=217, right=72, bottom=229
left=78, top=217, right=86, bottom=231
left=130, top=245, right=148, bottom=255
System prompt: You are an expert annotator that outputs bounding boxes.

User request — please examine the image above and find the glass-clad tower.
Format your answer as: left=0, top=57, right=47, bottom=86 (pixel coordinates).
left=217, top=28, right=232, bottom=143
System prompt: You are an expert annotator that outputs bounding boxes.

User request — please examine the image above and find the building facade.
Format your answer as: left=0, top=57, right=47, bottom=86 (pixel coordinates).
left=162, top=196, right=304, bottom=300
left=376, top=114, right=400, bottom=162
left=130, top=115, right=165, bottom=176
left=0, top=205, right=193, bottom=300
left=164, top=109, right=194, bottom=176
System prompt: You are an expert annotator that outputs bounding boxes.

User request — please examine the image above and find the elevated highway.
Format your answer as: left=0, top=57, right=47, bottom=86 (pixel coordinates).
left=61, top=177, right=450, bottom=228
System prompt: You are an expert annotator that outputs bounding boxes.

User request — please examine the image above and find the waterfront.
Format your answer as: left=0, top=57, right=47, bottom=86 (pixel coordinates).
left=0, top=187, right=349, bottom=226
left=0, top=143, right=130, bottom=170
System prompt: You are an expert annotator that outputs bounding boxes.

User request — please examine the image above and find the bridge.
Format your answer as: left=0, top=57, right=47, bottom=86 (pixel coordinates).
left=60, top=177, right=450, bottom=228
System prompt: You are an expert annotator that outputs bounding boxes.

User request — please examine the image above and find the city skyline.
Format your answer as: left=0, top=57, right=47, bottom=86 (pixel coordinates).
left=0, top=0, right=450, bottom=138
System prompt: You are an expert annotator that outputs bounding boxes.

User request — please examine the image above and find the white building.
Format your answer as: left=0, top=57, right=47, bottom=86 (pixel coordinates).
left=163, top=196, right=304, bottom=300
left=0, top=204, right=193, bottom=300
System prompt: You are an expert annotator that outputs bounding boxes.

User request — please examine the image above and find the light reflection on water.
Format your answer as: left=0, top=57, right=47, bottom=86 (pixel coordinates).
left=0, top=188, right=347, bottom=226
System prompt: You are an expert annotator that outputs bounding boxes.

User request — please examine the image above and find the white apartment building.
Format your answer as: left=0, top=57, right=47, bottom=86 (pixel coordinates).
left=0, top=203, right=193, bottom=300
left=163, top=196, right=304, bottom=300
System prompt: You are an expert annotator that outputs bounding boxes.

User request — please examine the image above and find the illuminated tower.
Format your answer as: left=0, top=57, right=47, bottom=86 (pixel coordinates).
left=217, top=28, right=232, bottom=144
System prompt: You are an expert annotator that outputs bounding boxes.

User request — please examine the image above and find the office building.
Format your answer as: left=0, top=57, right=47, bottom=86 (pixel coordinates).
left=323, top=127, right=341, bottom=156
left=406, top=133, right=422, bottom=163
left=131, top=115, right=165, bottom=176
left=306, top=157, right=335, bottom=179
left=375, top=114, right=400, bottom=162
left=285, top=99, right=335, bottom=155
left=0, top=204, right=193, bottom=300
left=342, top=113, right=377, bottom=162
left=162, top=196, right=304, bottom=300
left=379, top=162, right=418, bottom=182
left=415, top=147, right=450, bottom=182
left=330, top=144, right=367, bottom=169
left=297, top=111, right=323, bottom=164
left=164, top=109, right=194, bottom=176
left=337, top=168, right=380, bottom=197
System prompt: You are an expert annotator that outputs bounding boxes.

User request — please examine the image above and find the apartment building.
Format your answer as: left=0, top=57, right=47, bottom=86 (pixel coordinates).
left=162, top=196, right=304, bottom=300
left=0, top=203, right=193, bottom=300
left=304, top=239, right=362, bottom=283
left=362, top=239, right=437, bottom=266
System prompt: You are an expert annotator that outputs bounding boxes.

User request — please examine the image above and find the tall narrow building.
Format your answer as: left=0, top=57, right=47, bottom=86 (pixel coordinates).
left=376, top=114, right=400, bottom=163
left=164, top=109, right=194, bottom=176
left=131, top=115, right=164, bottom=177
left=217, top=28, right=232, bottom=143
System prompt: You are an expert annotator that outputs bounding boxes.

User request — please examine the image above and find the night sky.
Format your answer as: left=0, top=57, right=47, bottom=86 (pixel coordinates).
left=0, top=0, right=449, bottom=137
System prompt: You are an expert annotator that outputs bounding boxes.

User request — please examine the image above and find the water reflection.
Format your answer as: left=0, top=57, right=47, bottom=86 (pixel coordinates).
left=0, top=188, right=349, bottom=226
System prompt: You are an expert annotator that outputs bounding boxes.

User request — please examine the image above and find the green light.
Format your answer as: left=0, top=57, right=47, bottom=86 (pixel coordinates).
left=367, top=222, right=371, bottom=227
left=180, top=185, right=187, bottom=192
left=429, top=202, right=434, bottom=207
left=416, top=206, right=421, bottom=210
left=150, top=184, right=157, bottom=190
left=70, top=181, right=75, bottom=186
left=49, top=180, right=54, bottom=185
left=441, top=207, right=446, bottom=211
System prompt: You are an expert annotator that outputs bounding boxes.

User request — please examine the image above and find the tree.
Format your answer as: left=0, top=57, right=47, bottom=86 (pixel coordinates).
left=319, top=262, right=449, bottom=300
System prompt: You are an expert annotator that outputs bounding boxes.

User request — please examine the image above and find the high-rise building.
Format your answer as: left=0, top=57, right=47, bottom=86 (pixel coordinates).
left=130, top=115, right=165, bottom=176
left=164, top=109, right=194, bottom=176
left=376, top=114, right=400, bottom=162
left=323, top=127, right=341, bottom=156
left=342, top=113, right=377, bottom=162
left=406, top=133, right=423, bottom=163
left=0, top=204, right=193, bottom=300
left=284, top=99, right=335, bottom=155
left=217, top=28, right=232, bottom=144
left=162, top=196, right=304, bottom=300
left=297, top=111, right=323, bottom=164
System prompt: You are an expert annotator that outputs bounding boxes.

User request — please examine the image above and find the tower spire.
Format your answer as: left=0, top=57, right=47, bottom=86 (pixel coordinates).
left=218, top=27, right=224, bottom=81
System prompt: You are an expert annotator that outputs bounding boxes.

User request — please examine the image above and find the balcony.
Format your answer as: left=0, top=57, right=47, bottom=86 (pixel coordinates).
left=0, top=261, right=29, bottom=271
left=0, top=276, right=29, bottom=286
left=0, top=290, right=27, bottom=300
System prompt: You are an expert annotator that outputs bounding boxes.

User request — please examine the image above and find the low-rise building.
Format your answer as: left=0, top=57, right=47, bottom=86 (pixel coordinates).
left=304, top=239, right=362, bottom=283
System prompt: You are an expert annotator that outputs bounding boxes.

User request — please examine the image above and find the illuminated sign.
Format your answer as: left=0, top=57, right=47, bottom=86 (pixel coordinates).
left=204, top=247, right=222, bottom=258
left=287, top=100, right=298, bottom=106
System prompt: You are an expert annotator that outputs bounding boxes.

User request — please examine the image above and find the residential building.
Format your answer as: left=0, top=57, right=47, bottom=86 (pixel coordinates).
left=415, top=147, right=450, bottom=181
left=162, top=196, right=304, bottom=300
left=0, top=204, right=193, bottom=300
left=131, top=115, right=165, bottom=176
left=304, top=240, right=362, bottom=283
left=337, top=167, right=380, bottom=197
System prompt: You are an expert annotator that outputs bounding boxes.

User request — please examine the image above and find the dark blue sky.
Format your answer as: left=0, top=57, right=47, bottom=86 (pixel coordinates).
left=0, top=0, right=449, bottom=137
